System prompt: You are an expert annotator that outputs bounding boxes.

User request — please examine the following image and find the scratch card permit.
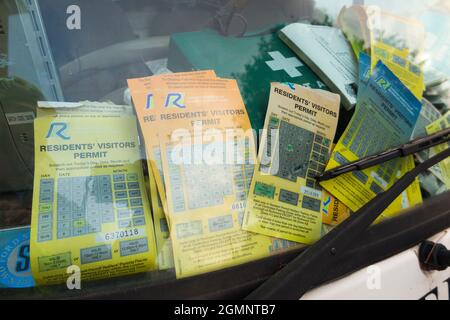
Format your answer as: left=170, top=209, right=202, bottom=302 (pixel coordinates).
left=242, top=82, right=340, bottom=243
left=358, top=54, right=422, bottom=221
left=320, top=60, right=423, bottom=214
left=130, top=73, right=239, bottom=231
left=154, top=79, right=301, bottom=278
left=30, top=102, right=157, bottom=285
left=128, top=71, right=217, bottom=212
left=159, top=137, right=299, bottom=278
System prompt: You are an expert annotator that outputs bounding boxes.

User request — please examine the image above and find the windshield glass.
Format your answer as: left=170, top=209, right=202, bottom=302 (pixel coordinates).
left=0, top=0, right=449, bottom=296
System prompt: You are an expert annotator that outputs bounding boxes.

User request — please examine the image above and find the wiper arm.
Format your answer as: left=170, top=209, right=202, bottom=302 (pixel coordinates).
left=317, top=127, right=450, bottom=181
left=246, top=147, right=450, bottom=300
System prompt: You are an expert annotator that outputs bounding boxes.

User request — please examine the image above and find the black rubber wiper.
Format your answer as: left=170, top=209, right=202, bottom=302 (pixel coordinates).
left=246, top=146, right=450, bottom=300
left=316, top=127, right=450, bottom=182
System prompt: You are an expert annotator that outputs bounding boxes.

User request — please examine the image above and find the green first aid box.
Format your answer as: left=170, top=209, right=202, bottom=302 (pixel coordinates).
left=167, top=27, right=327, bottom=130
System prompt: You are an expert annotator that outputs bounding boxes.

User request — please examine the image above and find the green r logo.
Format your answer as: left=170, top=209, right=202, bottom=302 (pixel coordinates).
left=376, top=77, right=391, bottom=90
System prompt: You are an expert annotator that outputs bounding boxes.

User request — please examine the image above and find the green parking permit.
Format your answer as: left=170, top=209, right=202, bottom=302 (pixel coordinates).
left=167, top=26, right=327, bottom=130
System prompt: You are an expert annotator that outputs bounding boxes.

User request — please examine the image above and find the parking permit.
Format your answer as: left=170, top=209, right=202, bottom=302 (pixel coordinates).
left=320, top=61, right=422, bottom=213
left=128, top=71, right=217, bottom=213
left=243, top=82, right=341, bottom=243
left=30, top=102, right=158, bottom=285
left=153, top=78, right=301, bottom=278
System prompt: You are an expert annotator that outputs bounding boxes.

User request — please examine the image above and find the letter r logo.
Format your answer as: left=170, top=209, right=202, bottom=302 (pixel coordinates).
left=46, top=122, right=70, bottom=140
left=322, top=196, right=331, bottom=215
left=164, top=93, right=185, bottom=108
left=376, top=77, right=391, bottom=90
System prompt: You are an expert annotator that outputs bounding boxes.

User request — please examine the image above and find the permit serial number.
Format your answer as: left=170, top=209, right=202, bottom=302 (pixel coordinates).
left=97, top=227, right=146, bottom=243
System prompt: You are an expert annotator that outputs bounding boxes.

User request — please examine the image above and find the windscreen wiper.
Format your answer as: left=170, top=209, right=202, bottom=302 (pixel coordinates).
left=316, top=127, right=450, bottom=182
left=246, top=133, right=450, bottom=300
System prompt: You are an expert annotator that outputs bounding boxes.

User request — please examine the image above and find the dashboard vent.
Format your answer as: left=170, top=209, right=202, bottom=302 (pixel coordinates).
left=20, top=133, right=29, bottom=143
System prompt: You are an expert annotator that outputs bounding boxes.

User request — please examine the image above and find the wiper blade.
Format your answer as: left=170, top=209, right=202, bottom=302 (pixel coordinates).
left=317, top=128, right=450, bottom=182
left=246, top=147, right=450, bottom=300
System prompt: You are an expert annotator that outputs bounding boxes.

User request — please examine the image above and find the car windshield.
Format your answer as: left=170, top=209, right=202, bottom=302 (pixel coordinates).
left=0, top=0, right=449, bottom=297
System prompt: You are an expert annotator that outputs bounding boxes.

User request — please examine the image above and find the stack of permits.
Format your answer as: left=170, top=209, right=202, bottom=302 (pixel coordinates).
left=30, top=101, right=158, bottom=285
left=128, top=71, right=216, bottom=216
left=320, top=55, right=423, bottom=218
left=148, top=170, right=174, bottom=270
left=128, top=72, right=299, bottom=278
left=242, top=82, right=341, bottom=243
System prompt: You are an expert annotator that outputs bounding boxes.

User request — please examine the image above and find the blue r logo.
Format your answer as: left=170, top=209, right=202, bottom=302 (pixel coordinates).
left=46, top=122, right=70, bottom=140
left=164, top=93, right=185, bottom=108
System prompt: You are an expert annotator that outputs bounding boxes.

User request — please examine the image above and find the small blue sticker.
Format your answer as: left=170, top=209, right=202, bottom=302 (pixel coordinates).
left=0, top=227, right=35, bottom=288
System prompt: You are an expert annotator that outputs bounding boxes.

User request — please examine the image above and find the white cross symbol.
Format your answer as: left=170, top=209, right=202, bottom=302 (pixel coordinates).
left=265, top=51, right=303, bottom=78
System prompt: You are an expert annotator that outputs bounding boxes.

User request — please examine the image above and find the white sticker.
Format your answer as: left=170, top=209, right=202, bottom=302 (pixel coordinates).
left=300, top=186, right=322, bottom=199
left=5, top=112, right=35, bottom=125
left=145, top=58, right=172, bottom=75
left=401, top=191, right=409, bottom=208
left=370, top=172, right=388, bottom=189
left=38, top=101, right=83, bottom=109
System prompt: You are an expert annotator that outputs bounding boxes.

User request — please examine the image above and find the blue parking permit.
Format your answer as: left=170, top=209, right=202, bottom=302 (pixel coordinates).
left=0, top=226, right=35, bottom=288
